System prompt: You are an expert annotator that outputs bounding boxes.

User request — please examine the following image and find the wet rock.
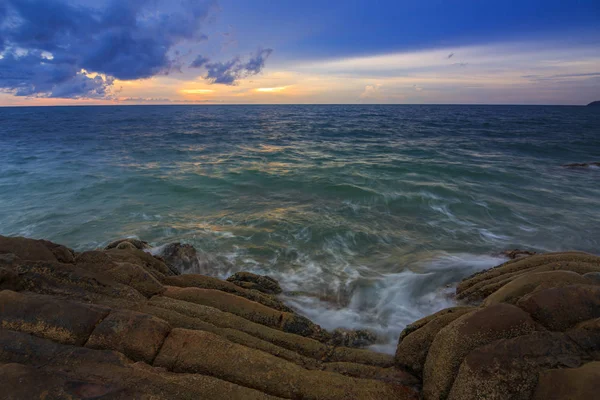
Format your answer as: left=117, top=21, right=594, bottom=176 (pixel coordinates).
left=395, top=307, right=475, bottom=377
left=104, top=238, right=151, bottom=250
left=163, top=273, right=293, bottom=312
left=227, top=271, right=283, bottom=295
left=329, top=328, right=379, bottom=348
left=501, top=249, right=537, bottom=259
left=156, top=242, right=207, bottom=275
left=423, top=303, right=539, bottom=400
left=517, top=284, right=600, bottom=331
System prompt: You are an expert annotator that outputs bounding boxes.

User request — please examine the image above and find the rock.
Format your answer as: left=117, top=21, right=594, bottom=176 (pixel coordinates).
left=395, top=307, right=475, bottom=377
left=86, top=309, right=171, bottom=364
left=163, top=273, right=293, bottom=312
left=502, top=249, right=537, bottom=259
left=0, top=329, right=281, bottom=400
left=323, top=362, right=420, bottom=387
left=154, top=328, right=417, bottom=400
left=532, top=361, right=600, bottom=400
left=566, top=318, right=600, bottom=360
left=457, top=252, right=600, bottom=303
left=0, top=290, right=110, bottom=345
left=587, top=100, right=600, bottom=107
left=0, top=266, right=21, bottom=290
left=147, top=296, right=329, bottom=360
left=584, top=271, right=600, bottom=284
left=104, top=238, right=151, bottom=250
left=0, top=235, right=75, bottom=263
left=483, top=270, right=590, bottom=306
left=156, top=242, right=207, bottom=275
left=423, top=303, right=539, bottom=400
left=15, top=261, right=146, bottom=307
left=448, top=332, right=587, bottom=400
left=227, top=271, right=283, bottom=295
left=327, top=346, right=395, bottom=368
left=517, top=284, right=600, bottom=331
left=330, top=328, right=379, bottom=348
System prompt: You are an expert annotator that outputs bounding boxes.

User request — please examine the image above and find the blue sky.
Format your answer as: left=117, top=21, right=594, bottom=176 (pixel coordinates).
left=1, top=0, right=599, bottom=105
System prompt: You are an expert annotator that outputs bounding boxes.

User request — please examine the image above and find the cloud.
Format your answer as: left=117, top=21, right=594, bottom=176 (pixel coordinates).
left=360, top=83, right=382, bottom=98
left=204, top=48, right=273, bottom=85
left=190, top=55, right=210, bottom=68
left=0, top=0, right=217, bottom=98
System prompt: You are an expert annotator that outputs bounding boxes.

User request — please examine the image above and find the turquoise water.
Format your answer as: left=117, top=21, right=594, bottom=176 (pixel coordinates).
left=1, top=105, right=599, bottom=352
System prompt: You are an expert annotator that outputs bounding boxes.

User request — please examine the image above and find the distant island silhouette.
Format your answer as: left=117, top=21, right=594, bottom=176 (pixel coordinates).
left=587, top=101, right=600, bottom=107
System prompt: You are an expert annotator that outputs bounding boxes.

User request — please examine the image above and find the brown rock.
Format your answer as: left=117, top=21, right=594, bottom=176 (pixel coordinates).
left=0, top=329, right=282, bottom=400
left=0, top=235, right=74, bottom=263
left=0, top=266, right=21, bottom=290
left=502, top=249, right=537, bottom=259
left=517, top=284, right=600, bottom=331
left=457, top=252, right=600, bottom=302
left=448, top=332, right=587, bottom=400
left=395, top=307, right=475, bottom=377
left=423, top=303, right=539, bottom=400
left=323, top=362, right=420, bottom=386
left=15, top=261, right=146, bottom=307
left=566, top=318, right=600, bottom=360
left=86, top=309, right=171, bottom=364
left=227, top=271, right=283, bottom=295
left=483, top=270, right=589, bottom=306
left=105, top=238, right=151, bottom=250
left=163, top=273, right=293, bottom=312
left=154, top=328, right=417, bottom=400
left=330, top=328, right=379, bottom=348
left=327, top=346, right=395, bottom=368
left=0, top=290, right=110, bottom=345
left=157, top=242, right=206, bottom=274
left=148, top=296, right=329, bottom=360
left=532, top=361, right=600, bottom=400
left=584, top=271, right=600, bottom=284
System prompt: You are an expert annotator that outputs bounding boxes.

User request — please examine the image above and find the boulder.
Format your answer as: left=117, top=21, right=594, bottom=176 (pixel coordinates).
left=227, top=271, right=283, bottom=295
left=395, top=307, right=475, bottom=377
left=517, top=284, right=600, bottom=331
left=502, top=249, right=537, bottom=259
left=0, top=290, right=110, bottom=345
left=448, top=332, right=587, bottom=400
left=423, top=303, right=539, bottom=400
left=329, top=328, right=379, bottom=348
left=483, top=270, right=590, bottom=306
left=104, top=238, right=151, bottom=251
left=584, top=271, right=600, bottom=284
left=156, top=242, right=206, bottom=275
left=0, top=235, right=75, bottom=263
left=532, top=362, right=600, bottom=400
left=86, top=309, right=171, bottom=364
left=154, top=328, right=417, bottom=400
left=0, top=266, right=21, bottom=290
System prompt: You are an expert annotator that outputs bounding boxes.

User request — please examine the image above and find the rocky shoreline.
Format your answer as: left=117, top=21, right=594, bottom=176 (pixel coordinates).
left=1, top=235, right=599, bottom=399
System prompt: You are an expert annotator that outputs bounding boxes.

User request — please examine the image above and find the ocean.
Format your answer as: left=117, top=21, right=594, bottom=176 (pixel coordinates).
left=1, top=104, right=599, bottom=353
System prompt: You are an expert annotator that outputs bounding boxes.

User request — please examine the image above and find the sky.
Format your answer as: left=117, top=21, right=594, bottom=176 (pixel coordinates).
left=0, top=0, right=599, bottom=105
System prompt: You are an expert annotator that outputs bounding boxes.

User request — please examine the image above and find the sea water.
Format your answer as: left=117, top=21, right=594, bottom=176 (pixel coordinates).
left=1, top=104, right=599, bottom=352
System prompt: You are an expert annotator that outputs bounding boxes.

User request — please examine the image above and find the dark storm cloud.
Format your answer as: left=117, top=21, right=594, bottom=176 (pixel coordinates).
left=0, top=0, right=217, bottom=98
left=204, top=48, right=272, bottom=85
